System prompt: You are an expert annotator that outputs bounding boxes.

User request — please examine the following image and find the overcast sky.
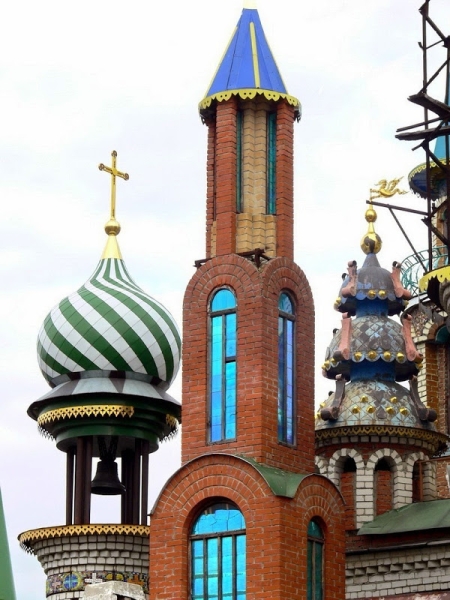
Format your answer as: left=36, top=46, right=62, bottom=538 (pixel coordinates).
left=1, top=0, right=449, bottom=598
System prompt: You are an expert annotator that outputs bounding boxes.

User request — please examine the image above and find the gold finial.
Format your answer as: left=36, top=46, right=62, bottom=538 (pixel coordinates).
left=243, top=0, right=257, bottom=7
left=360, top=201, right=382, bottom=255
left=98, top=151, right=129, bottom=259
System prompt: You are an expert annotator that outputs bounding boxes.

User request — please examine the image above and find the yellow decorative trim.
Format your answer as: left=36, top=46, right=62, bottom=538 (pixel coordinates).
left=249, top=23, right=261, bottom=89
left=199, top=89, right=301, bottom=111
left=38, top=405, right=134, bottom=426
left=419, top=266, right=450, bottom=292
left=316, top=425, right=447, bottom=449
left=166, top=414, right=179, bottom=428
left=19, top=524, right=149, bottom=554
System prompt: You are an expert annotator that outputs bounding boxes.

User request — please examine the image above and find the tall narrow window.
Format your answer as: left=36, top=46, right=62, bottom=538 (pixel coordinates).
left=307, top=520, right=324, bottom=600
left=191, top=503, right=246, bottom=600
left=210, top=289, right=237, bottom=442
left=278, top=292, right=295, bottom=444
left=266, top=112, right=277, bottom=214
left=236, top=110, right=244, bottom=213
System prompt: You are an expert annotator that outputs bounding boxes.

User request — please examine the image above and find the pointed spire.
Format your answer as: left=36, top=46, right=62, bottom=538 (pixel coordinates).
left=0, top=488, right=17, bottom=600
left=199, top=6, right=300, bottom=118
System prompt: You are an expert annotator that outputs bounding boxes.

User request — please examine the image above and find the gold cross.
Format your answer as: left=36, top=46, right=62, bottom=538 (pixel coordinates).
left=98, top=150, right=129, bottom=220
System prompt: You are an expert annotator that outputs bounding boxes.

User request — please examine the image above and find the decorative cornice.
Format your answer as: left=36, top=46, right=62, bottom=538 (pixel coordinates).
left=315, top=425, right=448, bottom=450
left=19, top=524, right=150, bottom=554
left=38, top=405, right=135, bottom=426
left=199, top=89, right=301, bottom=114
left=419, top=266, right=450, bottom=292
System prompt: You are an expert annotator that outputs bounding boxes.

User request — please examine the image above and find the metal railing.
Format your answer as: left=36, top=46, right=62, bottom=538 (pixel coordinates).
left=401, top=246, right=449, bottom=296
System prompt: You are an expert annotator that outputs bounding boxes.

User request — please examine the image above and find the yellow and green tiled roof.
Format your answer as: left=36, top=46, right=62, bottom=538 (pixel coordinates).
left=37, top=257, right=181, bottom=388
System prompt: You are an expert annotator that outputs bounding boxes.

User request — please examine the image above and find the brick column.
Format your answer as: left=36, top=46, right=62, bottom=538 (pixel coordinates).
left=275, top=100, right=295, bottom=259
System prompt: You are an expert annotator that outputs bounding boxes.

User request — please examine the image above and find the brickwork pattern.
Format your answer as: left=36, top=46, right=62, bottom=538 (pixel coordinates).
left=30, top=532, right=149, bottom=600
left=320, top=444, right=436, bottom=528
left=149, top=454, right=346, bottom=600
left=346, top=543, right=450, bottom=598
left=182, top=254, right=315, bottom=473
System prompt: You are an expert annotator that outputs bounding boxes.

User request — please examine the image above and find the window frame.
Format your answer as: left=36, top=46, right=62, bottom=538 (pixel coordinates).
left=208, top=288, right=237, bottom=444
left=307, top=519, right=324, bottom=600
left=277, top=291, right=296, bottom=445
left=190, top=502, right=246, bottom=600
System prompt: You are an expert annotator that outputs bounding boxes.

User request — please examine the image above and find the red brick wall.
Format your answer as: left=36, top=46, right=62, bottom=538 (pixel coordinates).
left=149, top=454, right=345, bottom=600
left=275, top=100, right=295, bottom=260
left=341, top=471, right=356, bottom=530
left=375, top=469, right=392, bottom=515
left=205, top=116, right=216, bottom=258
left=182, top=254, right=315, bottom=473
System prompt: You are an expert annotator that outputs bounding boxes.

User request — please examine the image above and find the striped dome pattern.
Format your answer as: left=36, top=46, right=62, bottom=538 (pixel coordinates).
left=37, top=258, right=181, bottom=387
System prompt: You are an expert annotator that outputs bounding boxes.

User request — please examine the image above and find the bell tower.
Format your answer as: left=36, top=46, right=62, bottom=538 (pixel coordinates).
left=150, top=6, right=345, bottom=600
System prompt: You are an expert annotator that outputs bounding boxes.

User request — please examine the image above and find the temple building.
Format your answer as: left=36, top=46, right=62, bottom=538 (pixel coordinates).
left=16, top=3, right=450, bottom=600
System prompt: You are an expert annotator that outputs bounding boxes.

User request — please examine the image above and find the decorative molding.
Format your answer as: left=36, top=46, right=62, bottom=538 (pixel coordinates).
left=38, top=405, right=135, bottom=426
left=199, top=89, right=301, bottom=112
left=19, top=524, right=149, bottom=554
left=46, top=569, right=148, bottom=596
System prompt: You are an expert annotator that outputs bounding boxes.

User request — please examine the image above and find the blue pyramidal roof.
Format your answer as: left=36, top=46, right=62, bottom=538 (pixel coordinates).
left=200, top=7, right=300, bottom=117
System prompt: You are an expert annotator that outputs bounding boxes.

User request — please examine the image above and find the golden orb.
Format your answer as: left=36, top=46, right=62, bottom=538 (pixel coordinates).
left=351, top=405, right=360, bottom=414
left=360, top=395, right=368, bottom=403
left=383, top=351, right=391, bottom=361
left=334, top=297, right=341, bottom=306
left=367, top=405, right=375, bottom=414
left=386, top=406, right=395, bottom=415
left=365, top=206, right=377, bottom=223
left=368, top=289, right=377, bottom=299
left=390, top=396, right=398, bottom=404
left=400, top=407, right=408, bottom=416
left=323, top=360, right=330, bottom=369
left=368, top=350, right=377, bottom=360
left=379, top=290, right=387, bottom=299
left=354, top=352, right=363, bottom=361
left=397, top=352, right=405, bottom=362
left=105, top=218, right=121, bottom=236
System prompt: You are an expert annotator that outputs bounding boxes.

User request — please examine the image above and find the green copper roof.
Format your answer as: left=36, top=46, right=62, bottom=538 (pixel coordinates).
left=37, top=257, right=181, bottom=389
left=358, top=499, right=450, bottom=535
left=239, top=456, right=306, bottom=497
left=0, top=489, right=17, bottom=600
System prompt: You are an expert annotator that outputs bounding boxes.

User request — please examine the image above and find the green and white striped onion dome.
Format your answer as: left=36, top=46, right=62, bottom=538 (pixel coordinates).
left=37, top=255, right=181, bottom=390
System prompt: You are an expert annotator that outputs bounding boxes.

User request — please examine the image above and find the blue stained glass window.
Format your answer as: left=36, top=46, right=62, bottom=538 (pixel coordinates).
left=191, top=504, right=246, bottom=600
left=278, top=292, right=295, bottom=444
left=210, top=289, right=237, bottom=442
left=307, top=520, right=324, bottom=600
left=267, top=112, right=277, bottom=215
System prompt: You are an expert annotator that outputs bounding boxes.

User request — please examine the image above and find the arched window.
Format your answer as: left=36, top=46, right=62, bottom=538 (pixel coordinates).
left=210, top=289, right=237, bottom=442
left=191, top=503, right=246, bottom=600
left=278, top=293, right=295, bottom=444
left=307, top=519, right=324, bottom=600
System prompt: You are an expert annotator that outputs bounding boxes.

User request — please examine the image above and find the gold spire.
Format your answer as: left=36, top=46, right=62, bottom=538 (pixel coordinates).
left=98, top=151, right=129, bottom=259
left=360, top=202, right=382, bottom=255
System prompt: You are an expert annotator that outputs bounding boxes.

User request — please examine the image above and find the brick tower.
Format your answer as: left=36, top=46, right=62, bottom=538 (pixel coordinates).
left=149, top=5, right=345, bottom=599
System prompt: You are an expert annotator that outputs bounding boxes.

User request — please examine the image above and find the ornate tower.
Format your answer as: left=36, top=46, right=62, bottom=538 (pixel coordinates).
left=316, top=203, right=446, bottom=532
left=0, top=488, right=17, bottom=600
left=19, top=152, right=181, bottom=599
left=150, top=6, right=345, bottom=600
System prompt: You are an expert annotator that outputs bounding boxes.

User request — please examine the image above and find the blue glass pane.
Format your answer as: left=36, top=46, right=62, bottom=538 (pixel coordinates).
left=222, top=536, right=233, bottom=599
left=286, top=319, right=294, bottom=443
left=278, top=317, right=285, bottom=440
left=207, top=538, right=219, bottom=600
left=193, top=506, right=246, bottom=535
left=308, top=520, right=323, bottom=539
left=315, top=540, right=323, bottom=600
left=225, top=362, right=236, bottom=439
left=226, top=313, right=236, bottom=357
left=192, top=540, right=204, bottom=600
left=236, top=534, right=246, bottom=596
left=211, top=316, right=223, bottom=442
left=211, top=289, right=236, bottom=312
left=278, top=293, right=294, bottom=314
left=307, top=539, right=313, bottom=600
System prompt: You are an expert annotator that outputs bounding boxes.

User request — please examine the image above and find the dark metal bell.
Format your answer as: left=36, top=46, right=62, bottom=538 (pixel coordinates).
left=91, top=459, right=126, bottom=495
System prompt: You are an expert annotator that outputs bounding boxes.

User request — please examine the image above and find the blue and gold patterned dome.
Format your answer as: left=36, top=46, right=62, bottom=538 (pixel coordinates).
left=199, top=3, right=300, bottom=118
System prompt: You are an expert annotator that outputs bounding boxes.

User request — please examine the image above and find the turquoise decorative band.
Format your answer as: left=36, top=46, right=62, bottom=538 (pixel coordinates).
left=46, top=570, right=148, bottom=596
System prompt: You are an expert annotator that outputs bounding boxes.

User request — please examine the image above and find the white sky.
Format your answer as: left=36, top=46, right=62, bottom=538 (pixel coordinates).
left=1, top=0, right=449, bottom=598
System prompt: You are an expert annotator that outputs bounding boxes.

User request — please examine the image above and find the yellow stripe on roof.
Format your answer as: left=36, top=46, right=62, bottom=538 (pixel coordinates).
left=249, top=22, right=261, bottom=89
